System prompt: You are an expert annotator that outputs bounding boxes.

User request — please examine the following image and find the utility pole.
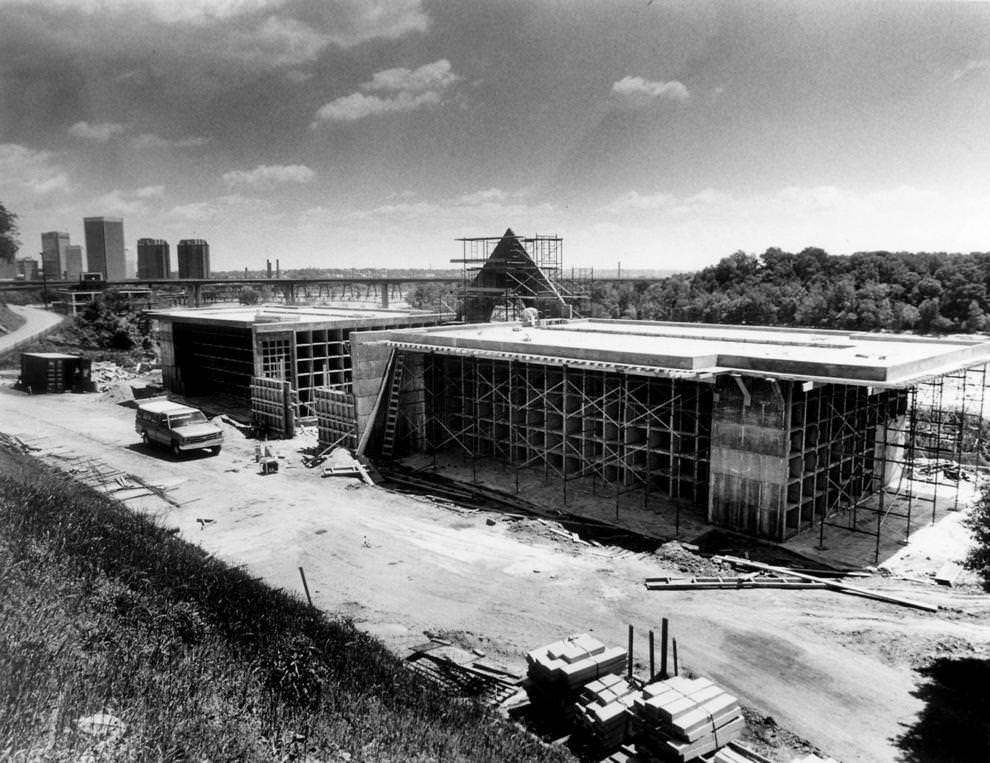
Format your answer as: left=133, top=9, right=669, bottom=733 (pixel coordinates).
left=40, top=254, right=49, bottom=309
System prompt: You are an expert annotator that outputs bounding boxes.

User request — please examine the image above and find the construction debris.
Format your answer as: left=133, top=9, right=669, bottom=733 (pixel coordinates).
left=630, top=676, right=744, bottom=763
left=320, top=447, right=374, bottom=485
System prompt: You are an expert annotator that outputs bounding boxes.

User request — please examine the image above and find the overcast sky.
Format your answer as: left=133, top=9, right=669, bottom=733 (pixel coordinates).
left=2, top=0, right=990, bottom=273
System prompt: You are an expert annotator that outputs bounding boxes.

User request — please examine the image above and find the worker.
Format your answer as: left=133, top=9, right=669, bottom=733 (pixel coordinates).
left=519, top=304, right=540, bottom=328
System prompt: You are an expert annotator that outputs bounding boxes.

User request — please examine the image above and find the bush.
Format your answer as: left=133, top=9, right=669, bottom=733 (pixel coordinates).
left=964, top=484, right=990, bottom=589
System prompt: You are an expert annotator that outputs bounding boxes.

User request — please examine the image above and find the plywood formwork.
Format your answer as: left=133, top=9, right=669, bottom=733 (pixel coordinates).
left=314, top=386, right=358, bottom=451
left=250, top=377, right=296, bottom=438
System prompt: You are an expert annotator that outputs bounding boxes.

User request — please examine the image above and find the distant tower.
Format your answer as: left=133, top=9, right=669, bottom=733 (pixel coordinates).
left=137, top=238, right=171, bottom=279
left=177, top=239, right=210, bottom=279
left=64, top=245, right=85, bottom=281
left=84, top=217, right=126, bottom=280
left=41, top=231, right=70, bottom=279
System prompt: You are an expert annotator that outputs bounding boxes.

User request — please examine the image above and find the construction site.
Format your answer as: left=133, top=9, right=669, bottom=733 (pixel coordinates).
left=2, top=229, right=990, bottom=763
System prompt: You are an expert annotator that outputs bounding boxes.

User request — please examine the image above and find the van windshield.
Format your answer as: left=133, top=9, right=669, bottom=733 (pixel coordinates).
left=168, top=411, right=208, bottom=428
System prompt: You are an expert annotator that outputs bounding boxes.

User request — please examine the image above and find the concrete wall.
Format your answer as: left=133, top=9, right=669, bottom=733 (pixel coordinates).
left=708, top=375, right=789, bottom=539
left=349, top=330, right=395, bottom=448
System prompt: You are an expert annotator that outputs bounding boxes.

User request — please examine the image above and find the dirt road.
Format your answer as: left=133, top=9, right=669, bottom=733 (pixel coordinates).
left=0, top=304, right=64, bottom=356
left=2, top=384, right=988, bottom=762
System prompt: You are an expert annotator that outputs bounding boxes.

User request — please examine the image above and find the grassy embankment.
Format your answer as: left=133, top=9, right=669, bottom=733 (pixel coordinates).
left=0, top=447, right=570, bottom=762
left=0, top=302, right=26, bottom=336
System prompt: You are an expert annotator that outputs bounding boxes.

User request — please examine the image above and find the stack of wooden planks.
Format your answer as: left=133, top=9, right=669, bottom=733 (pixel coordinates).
left=629, top=676, right=744, bottom=762
left=574, top=673, right=641, bottom=750
left=525, top=634, right=627, bottom=721
left=526, top=634, right=627, bottom=692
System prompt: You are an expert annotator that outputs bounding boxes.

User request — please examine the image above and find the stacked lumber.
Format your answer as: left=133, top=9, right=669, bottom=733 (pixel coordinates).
left=525, top=634, right=627, bottom=720
left=629, top=676, right=744, bottom=762
left=526, top=634, right=627, bottom=691
left=574, top=673, right=640, bottom=750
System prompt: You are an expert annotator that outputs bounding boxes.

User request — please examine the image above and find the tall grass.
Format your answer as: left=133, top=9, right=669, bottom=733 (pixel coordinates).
left=0, top=449, right=571, bottom=762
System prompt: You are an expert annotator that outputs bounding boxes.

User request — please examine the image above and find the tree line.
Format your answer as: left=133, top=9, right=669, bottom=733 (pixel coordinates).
left=588, top=248, right=990, bottom=334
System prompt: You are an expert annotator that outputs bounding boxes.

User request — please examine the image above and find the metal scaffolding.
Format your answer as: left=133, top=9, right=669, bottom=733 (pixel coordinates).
left=380, top=345, right=989, bottom=560
left=812, top=362, right=990, bottom=563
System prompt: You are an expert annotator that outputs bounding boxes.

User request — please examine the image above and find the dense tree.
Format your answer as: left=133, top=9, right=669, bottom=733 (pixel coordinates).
left=587, top=247, right=990, bottom=335
left=1, top=200, right=19, bottom=263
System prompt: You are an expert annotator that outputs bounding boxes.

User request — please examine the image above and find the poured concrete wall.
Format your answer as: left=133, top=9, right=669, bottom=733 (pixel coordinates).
left=708, top=376, right=789, bottom=539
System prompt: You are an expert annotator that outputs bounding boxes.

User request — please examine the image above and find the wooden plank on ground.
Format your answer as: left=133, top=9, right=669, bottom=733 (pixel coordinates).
left=715, top=555, right=939, bottom=612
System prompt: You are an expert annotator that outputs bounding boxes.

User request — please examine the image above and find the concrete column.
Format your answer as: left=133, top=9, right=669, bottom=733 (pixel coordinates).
left=708, top=375, right=790, bottom=539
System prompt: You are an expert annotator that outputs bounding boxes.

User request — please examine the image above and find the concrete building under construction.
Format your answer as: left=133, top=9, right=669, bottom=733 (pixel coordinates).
left=150, top=305, right=445, bottom=432
left=348, top=319, right=990, bottom=547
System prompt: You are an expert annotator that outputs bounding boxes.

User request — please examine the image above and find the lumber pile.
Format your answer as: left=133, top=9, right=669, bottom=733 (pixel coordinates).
left=629, top=676, right=744, bottom=762
left=574, top=673, right=640, bottom=750
left=526, top=634, right=626, bottom=720
left=527, top=634, right=627, bottom=692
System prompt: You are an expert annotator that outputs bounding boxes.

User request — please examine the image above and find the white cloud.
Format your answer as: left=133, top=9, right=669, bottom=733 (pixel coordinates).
left=68, top=121, right=127, bottom=141
left=222, top=163, right=316, bottom=190
left=312, top=59, right=460, bottom=125
left=611, top=76, right=690, bottom=106
left=594, top=184, right=990, bottom=264
left=0, top=1, right=429, bottom=67
left=951, top=59, right=990, bottom=82
left=130, top=133, right=209, bottom=149
left=135, top=185, right=165, bottom=198
left=351, top=187, right=552, bottom=226
left=0, top=144, right=71, bottom=196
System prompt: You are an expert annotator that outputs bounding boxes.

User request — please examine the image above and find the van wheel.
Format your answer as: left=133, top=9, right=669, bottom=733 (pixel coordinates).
left=171, top=440, right=181, bottom=457
left=211, top=446, right=222, bottom=456
left=141, top=431, right=149, bottom=446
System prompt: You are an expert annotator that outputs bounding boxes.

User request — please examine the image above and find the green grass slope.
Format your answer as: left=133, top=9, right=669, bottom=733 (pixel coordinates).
left=0, top=447, right=570, bottom=762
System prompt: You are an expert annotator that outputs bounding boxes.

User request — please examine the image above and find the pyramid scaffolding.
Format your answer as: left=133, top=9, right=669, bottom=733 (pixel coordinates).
left=453, top=228, right=590, bottom=322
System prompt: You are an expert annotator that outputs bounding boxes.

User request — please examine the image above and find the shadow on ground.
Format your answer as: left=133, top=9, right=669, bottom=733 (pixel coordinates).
left=895, top=656, right=990, bottom=762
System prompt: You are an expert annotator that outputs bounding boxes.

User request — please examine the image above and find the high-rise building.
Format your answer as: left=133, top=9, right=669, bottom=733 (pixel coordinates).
left=83, top=217, right=126, bottom=281
left=177, top=239, right=210, bottom=279
left=64, top=245, right=85, bottom=281
left=41, top=231, right=70, bottom=279
left=137, top=238, right=171, bottom=279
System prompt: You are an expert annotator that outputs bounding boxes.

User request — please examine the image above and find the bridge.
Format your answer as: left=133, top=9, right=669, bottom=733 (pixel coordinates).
left=0, top=274, right=664, bottom=310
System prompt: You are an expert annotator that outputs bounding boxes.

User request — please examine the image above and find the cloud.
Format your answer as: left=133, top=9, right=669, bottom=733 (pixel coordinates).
left=0, top=1, right=429, bottom=67
left=0, top=143, right=71, bottom=196
left=611, top=76, right=690, bottom=106
left=350, top=186, right=552, bottom=226
left=91, top=185, right=170, bottom=215
left=67, top=121, right=127, bottom=141
left=951, top=59, right=990, bottom=82
left=135, top=185, right=165, bottom=198
left=222, top=163, right=316, bottom=190
left=130, top=133, right=209, bottom=149
left=594, top=184, right=990, bottom=261
left=312, top=59, right=460, bottom=125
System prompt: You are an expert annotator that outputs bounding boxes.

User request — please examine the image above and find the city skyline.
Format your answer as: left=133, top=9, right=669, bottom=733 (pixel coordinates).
left=2, top=0, right=990, bottom=273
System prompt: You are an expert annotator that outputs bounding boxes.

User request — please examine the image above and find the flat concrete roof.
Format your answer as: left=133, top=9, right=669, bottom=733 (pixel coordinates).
left=149, top=304, right=443, bottom=332
left=377, top=319, right=990, bottom=386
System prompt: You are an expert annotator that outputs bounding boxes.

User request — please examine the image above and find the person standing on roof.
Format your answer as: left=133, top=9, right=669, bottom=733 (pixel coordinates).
left=519, top=304, right=540, bottom=327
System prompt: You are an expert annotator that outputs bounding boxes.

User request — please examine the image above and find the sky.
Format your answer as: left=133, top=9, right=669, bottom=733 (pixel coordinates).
left=2, top=0, right=990, bottom=274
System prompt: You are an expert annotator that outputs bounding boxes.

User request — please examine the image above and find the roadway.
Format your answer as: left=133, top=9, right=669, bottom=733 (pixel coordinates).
left=0, top=304, right=65, bottom=357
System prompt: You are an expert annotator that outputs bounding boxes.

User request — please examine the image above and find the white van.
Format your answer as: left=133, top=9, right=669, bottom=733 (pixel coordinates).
left=135, top=400, right=223, bottom=457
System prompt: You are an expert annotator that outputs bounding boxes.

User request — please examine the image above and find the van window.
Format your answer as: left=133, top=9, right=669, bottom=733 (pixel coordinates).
left=168, top=411, right=208, bottom=427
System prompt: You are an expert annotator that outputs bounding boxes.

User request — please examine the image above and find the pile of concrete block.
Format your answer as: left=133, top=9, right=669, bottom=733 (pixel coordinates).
left=630, top=676, right=744, bottom=762
left=574, top=673, right=641, bottom=750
